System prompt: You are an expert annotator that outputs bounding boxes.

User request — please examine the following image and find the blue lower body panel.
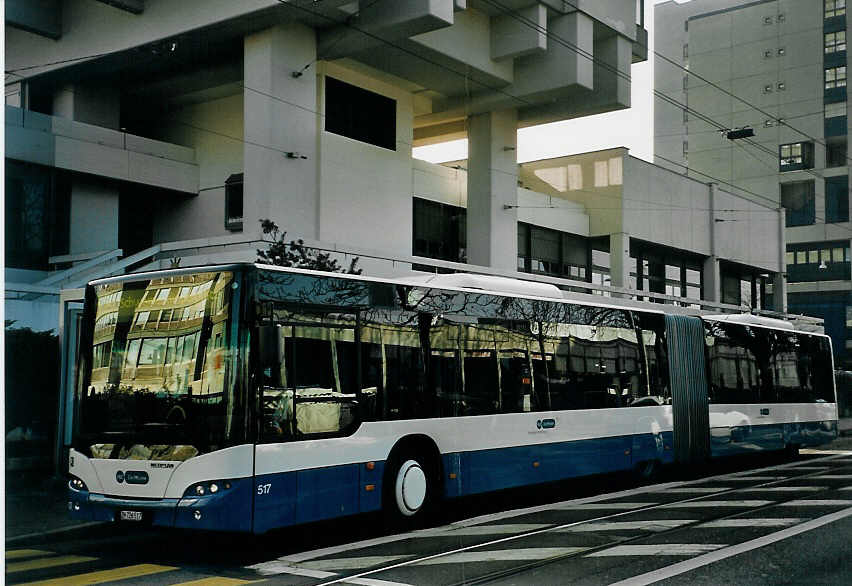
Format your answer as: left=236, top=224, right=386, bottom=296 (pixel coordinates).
left=710, top=421, right=837, bottom=457
left=252, top=461, right=384, bottom=534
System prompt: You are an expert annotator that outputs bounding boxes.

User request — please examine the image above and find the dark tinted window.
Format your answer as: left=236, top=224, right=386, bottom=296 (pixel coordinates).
left=325, top=76, right=396, bottom=150
left=704, top=321, right=763, bottom=403
left=632, top=312, right=671, bottom=405
left=704, top=321, right=835, bottom=404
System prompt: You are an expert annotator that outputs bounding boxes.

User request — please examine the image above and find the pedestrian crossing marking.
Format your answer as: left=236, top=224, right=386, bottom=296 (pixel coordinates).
left=415, top=547, right=587, bottom=565
left=722, top=476, right=782, bottom=481
left=663, top=487, right=731, bottom=494
left=560, top=519, right=696, bottom=532
left=421, top=524, right=549, bottom=537
left=244, top=561, right=412, bottom=585
left=174, top=578, right=260, bottom=585
left=346, top=578, right=414, bottom=586
left=662, top=500, right=772, bottom=508
left=558, top=502, right=653, bottom=510
left=779, top=499, right=852, bottom=506
left=20, top=563, right=177, bottom=585
left=697, top=518, right=802, bottom=528
left=737, top=486, right=826, bottom=492
left=7, top=555, right=97, bottom=573
left=587, top=544, right=726, bottom=557
left=248, top=562, right=332, bottom=578
left=301, top=555, right=413, bottom=572
left=5, top=550, right=52, bottom=560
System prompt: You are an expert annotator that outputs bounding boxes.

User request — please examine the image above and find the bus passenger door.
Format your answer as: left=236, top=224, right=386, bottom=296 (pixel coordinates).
left=254, top=311, right=363, bottom=529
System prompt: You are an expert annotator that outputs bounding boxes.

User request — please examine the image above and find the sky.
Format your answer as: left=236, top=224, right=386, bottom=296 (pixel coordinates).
left=412, top=0, right=682, bottom=165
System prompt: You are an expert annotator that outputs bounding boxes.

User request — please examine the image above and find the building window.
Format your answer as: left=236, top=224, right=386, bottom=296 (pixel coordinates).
left=5, top=160, right=70, bottom=270
left=826, top=102, right=847, bottom=118
left=826, top=66, right=847, bottom=89
left=413, top=198, right=465, bottom=264
left=826, top=175, right=850, bottom=222
left=827, top=137, right=848, bottom=167
left=631, top=244, right=703, bottom=303
left=325, top=76, right=396, bottom=151
left=826, top=0, right=846, bottom=18
left=517, top=223, right=589, bottom=280
left=720, top=264, right=767, bottom=309
left=826, top=31, right=847, bottom=53
left=780, top=180, right=816, bottom=226
left=787, top=241, right=851, bottom=282
left=779, top=142, right=814, bottom=171
left=224, top=173, right=243, bottom=231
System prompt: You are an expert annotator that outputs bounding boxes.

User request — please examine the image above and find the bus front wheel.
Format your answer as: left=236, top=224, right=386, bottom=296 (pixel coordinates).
left=383, top=451, right=437, bottom=527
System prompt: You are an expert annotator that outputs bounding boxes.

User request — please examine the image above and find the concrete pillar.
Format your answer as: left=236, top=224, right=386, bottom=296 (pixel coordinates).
left=703, top=182, right=721, bottom=304
left=609, top=232, right=631, bottom=290
left=52, top=84, right=120, bottom=129
left=466, top=108, right=518, bottom=270
left=243, top=23, right=319, bottom=240
left=69, top=179, right=119, bottom=255
left=774, top=208, right=788, bottom=313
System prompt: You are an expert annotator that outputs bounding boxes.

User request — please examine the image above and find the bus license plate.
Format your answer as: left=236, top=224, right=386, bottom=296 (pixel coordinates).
left=119, top=510, right=144, bottom=522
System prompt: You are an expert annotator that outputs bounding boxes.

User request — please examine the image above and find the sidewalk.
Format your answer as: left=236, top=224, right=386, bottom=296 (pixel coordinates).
left=5, top=471, right=98, bottom=544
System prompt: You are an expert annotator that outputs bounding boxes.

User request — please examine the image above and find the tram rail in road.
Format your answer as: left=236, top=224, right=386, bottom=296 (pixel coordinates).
left=246, top=450, right=852, bottom=586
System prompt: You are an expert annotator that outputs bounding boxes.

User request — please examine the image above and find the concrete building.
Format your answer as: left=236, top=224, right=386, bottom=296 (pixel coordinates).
left=655, top=0, right=852, bottom=368
left=6, top=0, right=648, bottom=325
left=4, top=1, right=801, bottom=470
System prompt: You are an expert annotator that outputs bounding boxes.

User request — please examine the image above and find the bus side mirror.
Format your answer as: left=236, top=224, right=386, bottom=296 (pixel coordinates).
left=255, top=325, right=282, bottom=386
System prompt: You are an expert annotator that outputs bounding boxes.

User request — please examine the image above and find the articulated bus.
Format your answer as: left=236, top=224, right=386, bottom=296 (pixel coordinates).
left=68, top=264, right=838, bottom=532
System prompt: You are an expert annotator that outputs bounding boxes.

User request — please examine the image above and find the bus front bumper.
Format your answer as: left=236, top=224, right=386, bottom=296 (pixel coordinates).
left=68, top=478, right=253, bottom=532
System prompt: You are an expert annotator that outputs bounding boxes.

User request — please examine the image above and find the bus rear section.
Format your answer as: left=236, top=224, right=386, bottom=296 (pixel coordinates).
left=68, top=269, right=255, bottom=531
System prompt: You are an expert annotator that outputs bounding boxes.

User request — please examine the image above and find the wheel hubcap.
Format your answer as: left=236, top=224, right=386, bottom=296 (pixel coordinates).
left=395, top=460, right=427, bottom=516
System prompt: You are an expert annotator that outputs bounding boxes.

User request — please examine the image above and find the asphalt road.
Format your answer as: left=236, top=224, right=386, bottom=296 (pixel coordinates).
left=7, top=439, right=852, bottom=585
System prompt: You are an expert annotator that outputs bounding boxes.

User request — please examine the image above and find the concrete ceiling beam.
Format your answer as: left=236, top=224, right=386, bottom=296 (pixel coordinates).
left=491, top=3, right=547, bottom=61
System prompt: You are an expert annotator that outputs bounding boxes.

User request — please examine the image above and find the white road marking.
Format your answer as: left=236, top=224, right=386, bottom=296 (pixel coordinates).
left=774, top=466, right=829, bottom=471
left=607, top=507, right=852, bottom=586
left=778, top=499, right=852, bottom=506
left=737, top=486, right=826, bottom=492
left=800, top=449, right=852, bottom=455
left=559, top=519, right=696, bottom=532
left=246, top=560, right=413, bottom=585
left=558, top=502, right=654, bottom=510
left=662, top=487, right=731, bottom=494
left=420, top=524, right=550, bottom=537
left=720, top=476, right=785, bottom=482
left=810, top=475, right=852, bottom=479
left=302, top=556, right=414, bottom=572
left=662, top=500, right=772, bottom=508
left=415, top=547, right=587, bottom=565
left=838, top=486, right=852, bottom=491
left=697, top=518, right=802, bottom=528
left=248, top=562, right=335, bottom=578
left=587, top=544, right=726, bottom=557
left=346, top=578, right=414, bottom=586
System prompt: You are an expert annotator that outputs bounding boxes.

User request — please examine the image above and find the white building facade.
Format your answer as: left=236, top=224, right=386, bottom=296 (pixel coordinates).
left=655, top=0, right=852, bottom=368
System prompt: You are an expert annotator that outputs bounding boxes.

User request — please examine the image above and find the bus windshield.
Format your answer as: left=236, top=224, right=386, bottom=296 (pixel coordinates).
left=74, top=271, right=246, bottom=460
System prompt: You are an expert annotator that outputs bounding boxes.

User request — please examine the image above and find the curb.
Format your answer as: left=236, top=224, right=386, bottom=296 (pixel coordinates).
left=5, top=522, right=104, bottom=546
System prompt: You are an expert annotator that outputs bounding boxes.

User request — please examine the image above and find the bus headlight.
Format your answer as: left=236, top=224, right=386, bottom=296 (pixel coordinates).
left=183, top=480, right=233, bottom=498
left=69, top=476, right=88, bottom=491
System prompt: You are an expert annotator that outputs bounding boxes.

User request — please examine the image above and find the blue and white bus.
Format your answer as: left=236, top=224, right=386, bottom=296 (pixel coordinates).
left=68, top=264, right=838, bottom=532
